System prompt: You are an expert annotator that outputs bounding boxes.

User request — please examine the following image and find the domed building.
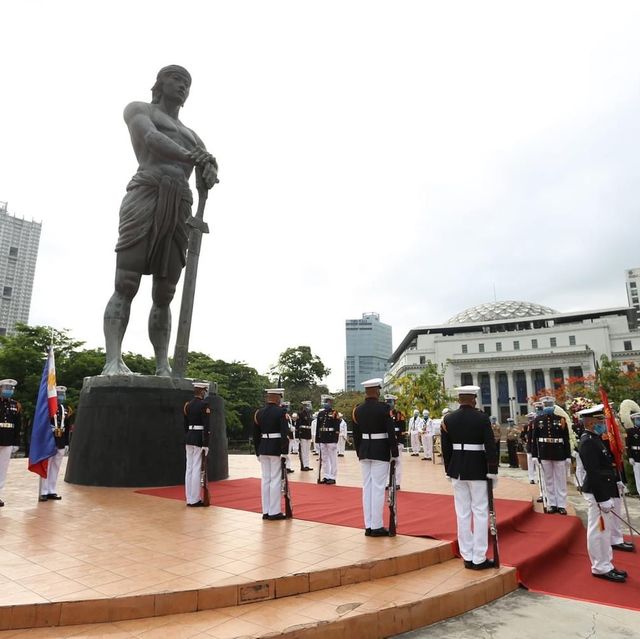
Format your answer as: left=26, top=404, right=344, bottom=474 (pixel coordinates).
left=386, top=300, right=640, bottom=420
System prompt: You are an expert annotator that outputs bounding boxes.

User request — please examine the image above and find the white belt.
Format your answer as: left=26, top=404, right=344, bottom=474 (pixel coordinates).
left=539, top=437, right=563, bottom=443
left=453, top=443, right=485, bottom=451
left=361, top=433, right=388, bottom=440
left=0, top=422, right=13, bottom=429
left=188, top=425, right=204, bottom=431
left=631, top=446, right=640, bottom=450
left=262, top=433, right=281, bottom=439
left=299, top=425, right=311, bottom=429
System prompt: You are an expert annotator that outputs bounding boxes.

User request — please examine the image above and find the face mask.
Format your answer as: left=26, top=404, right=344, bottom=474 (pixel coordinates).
left=594, top=422, right=607, bottom=435
left=57, top=394, right=66, bottom=403
left=1, top=389, right=13, bottom=399
left=633, top=418, right=640, bottom=428
left=543, top=406, right=555, bottom=415
left=387, top=401, right=395, bottom=409
left=322, top=402, right=330, bottom=410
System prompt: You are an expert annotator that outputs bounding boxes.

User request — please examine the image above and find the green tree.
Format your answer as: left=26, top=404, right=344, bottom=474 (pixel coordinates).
left=332, top=390, right=365, bottom=423
left=390, top=362, right=452, bottom=417
left=597, top=355, right=631, bottom=405
left=271, top=346, right=330, bottom=387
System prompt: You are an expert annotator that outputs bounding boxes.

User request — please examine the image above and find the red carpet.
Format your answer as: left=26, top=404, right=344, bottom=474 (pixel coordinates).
left=137, top=478, right=640, bottom=611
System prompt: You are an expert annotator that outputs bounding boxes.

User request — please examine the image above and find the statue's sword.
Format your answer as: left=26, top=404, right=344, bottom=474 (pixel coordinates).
left=172, top=182, right=209, bottom=378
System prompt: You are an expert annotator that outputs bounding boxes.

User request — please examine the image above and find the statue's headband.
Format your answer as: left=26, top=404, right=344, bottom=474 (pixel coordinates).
left=157, top=65, right=192, bottom=84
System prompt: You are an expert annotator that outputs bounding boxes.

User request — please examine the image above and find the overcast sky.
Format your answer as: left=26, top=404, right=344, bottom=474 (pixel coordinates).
left=2, top=1, right=640, bottom=390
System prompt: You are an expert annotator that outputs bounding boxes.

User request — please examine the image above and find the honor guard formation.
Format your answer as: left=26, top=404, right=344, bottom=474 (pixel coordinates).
left=1, top=370, right=638, bottom=590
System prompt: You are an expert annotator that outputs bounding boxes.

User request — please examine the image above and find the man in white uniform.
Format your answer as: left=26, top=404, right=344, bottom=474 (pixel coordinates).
left=408, top=409, right=422, bottom=456
left=421, top=409, right=433, bottom=460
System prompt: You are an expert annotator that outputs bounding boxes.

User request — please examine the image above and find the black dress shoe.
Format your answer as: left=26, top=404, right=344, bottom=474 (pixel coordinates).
left=612, top=567, right=628, bottom=578
left=530, top=480, right=535, bottom=485
left=546, top=506, right=558, bottom=514
left=471, top=559, right=495, bottom=570
left=396, top=485, right=401, bottom=491
left=38, top=495, right=48, bottom=502
left=47, top=493, right=62, bottom=500
left=319, top=478, right=327, bottom=484
left=556, top=508, right=567, bottom=515
left=365, top=528, right=372, bottom=536
left=536, top=497, right=544, bottom=503
left=0, top=499, right=4, bottom=507
left=326, top=479, right=336, bottom=484
left=187, top=501, right=204, bottom=507
left=267, top=513, right=286, bottom=520
left=612, top=542, right=636, bottom=552
left=286, top=469, right=294, bottom=473
left=463, top=560, right=474, bottom=569
left=338, top=454, right=344, bottom=457
left=262, top=513, right=269, bottom=520
left=593, top=570, right=626, bottom=582
left=369, top=527, right=390, bottom=537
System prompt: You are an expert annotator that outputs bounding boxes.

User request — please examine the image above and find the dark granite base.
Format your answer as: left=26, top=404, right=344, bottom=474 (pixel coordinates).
left=65, top=375, right=228, bottom=487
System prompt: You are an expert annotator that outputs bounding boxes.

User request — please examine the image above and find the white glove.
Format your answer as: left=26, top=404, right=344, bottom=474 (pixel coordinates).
left=445, top=475, right=452, bottom=483
left=202, top=447, right=209, bottom=456
left=617, top=481, right=626, bottom=495
left=571, top=450, right=577, bottom=459
left=11, top=446, right=19, bottom=454
left=599, top=499, right=614, bottom=514
left=486, top=473, right=498, bottom=487
left=280, top=454, right=288, bottom=459
left=392, top=457, right=400, bottom=462
left=565, top=458, right=572, bottom=467
left=64, top=446, right=69, bottom=454
left=631, top=459, right=637, bottom=467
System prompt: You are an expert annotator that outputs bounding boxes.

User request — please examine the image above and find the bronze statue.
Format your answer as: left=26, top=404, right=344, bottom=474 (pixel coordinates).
left=102, top=65, right=218, bottom=376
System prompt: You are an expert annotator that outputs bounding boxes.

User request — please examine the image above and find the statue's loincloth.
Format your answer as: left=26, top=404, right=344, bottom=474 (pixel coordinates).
left=115, top=170, right=193, bottom=278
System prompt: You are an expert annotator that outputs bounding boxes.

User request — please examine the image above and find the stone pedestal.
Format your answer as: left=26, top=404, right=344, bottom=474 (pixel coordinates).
left=65, top=375, right=228, bottom=487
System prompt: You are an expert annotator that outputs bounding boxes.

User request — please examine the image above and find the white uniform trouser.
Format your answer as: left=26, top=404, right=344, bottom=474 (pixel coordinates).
left=360, top=459, right=389, bottom=530
left=260, top=455, right=282, bottom=516
left=421, top=434, right=433, bottom=459
left=583, top=493, right=614, bottom=575
left=610, top=495, right=624, bottom=546
left=289, top=437, right=298, bottom=454
left=575, top=455, right=586, bottom=488
left=395, top=444, right=403, bottom=485
left=526, top=453, right=537, bottom=483
left=451, top=478, right=489, bottom=565
left=337, top=435, right=347, bottom=455
left=0, top=446, right=12, bottom=495
left=410, top=431, right=421, bottom=453
left=540, top=459, right=568, bottom=508
left=185, top=445, right=203, bottom=504
left=634, top=462, right=640, bottom=497
left=299, top=439, right=311, bottom=468
left=41, top=448, right=65, bottom=495
left=320, top=443, right=338, bottom=480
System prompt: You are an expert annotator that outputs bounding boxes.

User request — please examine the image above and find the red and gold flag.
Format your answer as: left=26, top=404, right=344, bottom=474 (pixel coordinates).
left=599, top=386, right=624, bottom=471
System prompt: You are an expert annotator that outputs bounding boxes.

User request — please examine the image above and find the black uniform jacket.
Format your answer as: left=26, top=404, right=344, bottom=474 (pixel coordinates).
left=578, top=431, right=618, bottom=502
left=391, top=409, right=407, bottom=444
left=533, top=414, right=571, bottom=461
left=626, top=425, right=640, bottom=463
left=315, top=409, right=340, bottom=444
left=183, top=397, right=211, bottom=447
left=296, top=408, right=313, bottom=440
left=253, top=402, right=289, bottom=456
left=441, top=405, right=497, bottom=480
left=352, top=398, right=398, bottom=461
left=51, top=404, right=71, bottom=449
left=0, top=398, right=22, bottom=447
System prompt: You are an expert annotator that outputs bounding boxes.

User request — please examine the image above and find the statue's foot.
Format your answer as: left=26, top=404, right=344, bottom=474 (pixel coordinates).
left=155, top=362, right=172, bottom=377
left=101, top=358, right=133, bottom=376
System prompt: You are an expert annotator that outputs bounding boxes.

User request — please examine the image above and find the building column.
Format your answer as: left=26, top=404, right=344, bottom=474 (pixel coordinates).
left=543, top=369, right=551, bottom=393
left=561, top=368, right=569, bottom=385
left=489, top=372, right=499, bottom=418
left=506, top=370, right=516, bottom=419
left=525, top=369, right=534, bottom=406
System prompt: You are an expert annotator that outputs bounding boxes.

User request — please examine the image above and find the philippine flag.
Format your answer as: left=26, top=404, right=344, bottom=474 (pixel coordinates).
left=28, top=346, right=58, bottom=478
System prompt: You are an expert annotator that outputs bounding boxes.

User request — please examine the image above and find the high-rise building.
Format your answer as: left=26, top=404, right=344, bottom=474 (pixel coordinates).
left=625, top=267, right=640, bottom=325
left=344, top=312, right=392, bottom=391
left=0, top=202, right=41, bottom=335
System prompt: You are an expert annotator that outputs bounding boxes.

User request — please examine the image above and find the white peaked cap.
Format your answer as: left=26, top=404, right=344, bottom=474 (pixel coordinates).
left=577, top=404, right=604, bottom=417
left=454, top=385, right=480, bottom=396
left=361, top=378, right=383, bottom=388
left=0, top=379, right=17, bottom=387
left=265, top=388, right=285, bottom=395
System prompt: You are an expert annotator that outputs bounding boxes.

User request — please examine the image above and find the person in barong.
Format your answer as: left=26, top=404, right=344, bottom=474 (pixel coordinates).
left=102, top=65, right=218, bottom=376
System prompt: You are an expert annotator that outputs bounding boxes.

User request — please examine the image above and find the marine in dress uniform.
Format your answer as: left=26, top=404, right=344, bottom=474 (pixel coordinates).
left=572, top=413, right=587, bottom=488
left=39, top=386, right=71, bottom=501
left=441, top=385, right=498, bottom=570
left=408, top=409, right=422, bottom=455
left=533, top=396, right=571, bottom=514
left=316, top=394, right=340, bottom=484
left=183, top=381, right=211, bottom=507
left=506, top=418, right=519, bottom=468
left=352, top=378, right=398, bottom=536
left=577, top=405, right=628, bottom=582
left=0, top=379, right=22, bottom=507
left=627, top=411, right=640, bottom=502
left=386, top=394, right=406, bottom=489
left=296, top=401, right=313, bottom=471
left=337, top=413, right=348, bottom=457
left=421, top=409, right=433, bottom=460
left=253, top=388, right=290, bottom=519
